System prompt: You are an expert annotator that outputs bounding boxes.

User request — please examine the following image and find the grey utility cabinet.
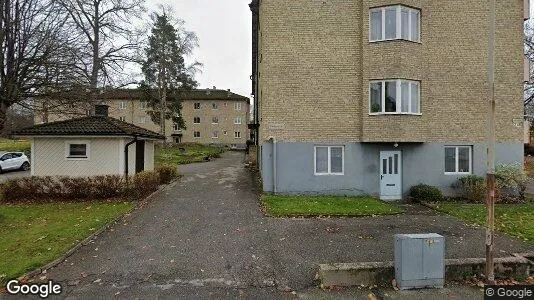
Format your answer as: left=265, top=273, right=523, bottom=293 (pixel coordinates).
left=394, top=233, right=445, bottom=290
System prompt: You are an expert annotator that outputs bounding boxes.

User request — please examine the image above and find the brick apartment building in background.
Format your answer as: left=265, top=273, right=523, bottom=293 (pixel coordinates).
left=34, top=88, right=251, bottom=148
left=250, top=0, right=530, bottom=199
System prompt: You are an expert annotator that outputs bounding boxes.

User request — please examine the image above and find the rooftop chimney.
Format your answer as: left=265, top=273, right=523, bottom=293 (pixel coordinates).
left=94, top=104, right=109, bottom=117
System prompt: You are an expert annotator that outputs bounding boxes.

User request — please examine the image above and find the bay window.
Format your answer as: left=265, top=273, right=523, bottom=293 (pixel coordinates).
left=370, top=5, right=420, bottom=42
left=370, top=80, right=420, bottom=114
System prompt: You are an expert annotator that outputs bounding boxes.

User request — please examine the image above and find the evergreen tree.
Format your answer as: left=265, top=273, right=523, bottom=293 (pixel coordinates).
left=140, top=10, right=199, bottom=135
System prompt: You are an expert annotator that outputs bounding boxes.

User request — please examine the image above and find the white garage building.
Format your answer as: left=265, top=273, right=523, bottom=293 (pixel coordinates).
left=15, top=105, right=164, bottom=177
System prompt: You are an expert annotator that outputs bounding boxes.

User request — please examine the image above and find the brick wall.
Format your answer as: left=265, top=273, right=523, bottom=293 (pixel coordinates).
left=258, top=0, right=524, bottom=143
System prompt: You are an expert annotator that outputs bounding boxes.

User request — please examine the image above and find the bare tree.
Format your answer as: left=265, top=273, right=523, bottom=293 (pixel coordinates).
left=0, top=0, right=75, bottom=133
left=58, top=0, right=146, bottom=109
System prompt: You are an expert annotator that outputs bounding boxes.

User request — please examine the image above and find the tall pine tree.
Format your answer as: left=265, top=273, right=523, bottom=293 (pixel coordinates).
left=140, top=10, right=199, bottom=136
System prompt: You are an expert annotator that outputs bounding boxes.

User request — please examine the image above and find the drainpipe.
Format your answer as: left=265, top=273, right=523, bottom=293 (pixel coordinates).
left=269, top=137, right=277, bottom=193
left=124, top=137, right=138, bottom=180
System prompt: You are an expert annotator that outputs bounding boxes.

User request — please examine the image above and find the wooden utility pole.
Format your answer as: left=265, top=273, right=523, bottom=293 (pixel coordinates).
left=486, top=0, right=496, bottom=284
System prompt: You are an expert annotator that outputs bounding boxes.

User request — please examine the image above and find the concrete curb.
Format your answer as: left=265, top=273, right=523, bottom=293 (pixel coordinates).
left=18, top=179, right=179, bottom=281
left=319, top=256, right=533, bottom=287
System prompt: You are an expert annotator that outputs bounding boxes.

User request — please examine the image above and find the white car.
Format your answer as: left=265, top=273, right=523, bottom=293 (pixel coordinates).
left=0, top=152, right=30, bottom=173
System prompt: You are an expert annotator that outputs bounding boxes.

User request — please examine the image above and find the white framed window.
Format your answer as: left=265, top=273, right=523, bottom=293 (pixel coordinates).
left=118, top=116, right=125, bottom=122
left=234, top=131, right=241, bottom=139
left=370, top=5, right=420, bottom=42
left=212, top=116, right=219, bottom=124
left=139, top=101, right=147, bottom=109
left=212, top=131, right=219, bottom=139
left=194, top=131, right=201, bottom=138
left=212, top=103, right=218, bottom=109
left=234, top=117, right=242, bottom=125
left=234, top=102, right=242, bottom=110
left=369, top=79, right=420, bottom=115
left=119, top=102, right=127, bottom=110
left=444, top=146, right=472, bottom=174
left=173, top=124, right=179, bottom=131
left=194, top=103, right=201, bottom=109
left=138, top=116, right=147, bottom=124
left=194, top=117, right=200, bottom=124
left=314, top=146, right=344, bottom=175
left=65, top=141, right=90, bottom=160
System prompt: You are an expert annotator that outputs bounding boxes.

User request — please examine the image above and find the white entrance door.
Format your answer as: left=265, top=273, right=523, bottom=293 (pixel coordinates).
left=380, top=151, right=402, bottom=200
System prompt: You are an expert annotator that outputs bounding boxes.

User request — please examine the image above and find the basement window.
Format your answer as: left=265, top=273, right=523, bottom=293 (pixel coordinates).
left=314, top=146, right=344, bottom=175
left=444, top=146, right=472, bottom=174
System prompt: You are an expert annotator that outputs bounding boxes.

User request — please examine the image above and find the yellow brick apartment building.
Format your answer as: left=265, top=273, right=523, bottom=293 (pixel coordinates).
left=35, top=89, right=251, bottom=148
left=250, top=0, right=529, bottom=198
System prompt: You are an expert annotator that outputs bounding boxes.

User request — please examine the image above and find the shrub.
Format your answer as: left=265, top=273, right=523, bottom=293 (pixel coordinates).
left=456, top=175, right=487, bottom=203
left=525, top=144, right=534, bottom=156
left=126, top=171, right=160, bottom=200
left=1, top=172, right=162, bottom=203
left=496, top=163, right=528, bottom=202
left=59, top=177, right=92, bottom=200
left=91, top=175, right=124, bottom=199
left=409, top=184, right=443, bottom=202
left=156, top=165, right=178, bottom=184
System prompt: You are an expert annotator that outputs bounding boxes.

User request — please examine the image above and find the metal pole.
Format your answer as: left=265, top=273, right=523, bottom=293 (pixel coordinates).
left=486, top=0, right=496, bottom=284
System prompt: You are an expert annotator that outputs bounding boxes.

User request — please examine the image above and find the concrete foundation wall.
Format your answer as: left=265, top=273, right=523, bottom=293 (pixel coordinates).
left=261, top=142, right=523, bottom=197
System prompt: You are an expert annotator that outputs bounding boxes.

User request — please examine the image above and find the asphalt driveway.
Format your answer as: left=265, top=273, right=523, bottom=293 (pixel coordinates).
left=35, top=152, right=532, bottom=299
left=0, top=170, right=30, bottom=182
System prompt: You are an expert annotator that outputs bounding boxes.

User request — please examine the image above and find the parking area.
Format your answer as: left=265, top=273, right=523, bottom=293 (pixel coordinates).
left=0, top=170, right=31, bottom=182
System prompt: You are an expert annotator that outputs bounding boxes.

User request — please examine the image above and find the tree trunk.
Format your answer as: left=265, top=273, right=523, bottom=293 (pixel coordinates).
left=0, top=102, right=9, bottom=137
left=160, top=82, right=167, bottom=137
left=89, top=0, right=100, bottom=114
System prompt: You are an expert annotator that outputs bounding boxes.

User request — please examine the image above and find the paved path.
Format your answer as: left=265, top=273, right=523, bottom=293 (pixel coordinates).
left=36, top=152, right=532, bottom=299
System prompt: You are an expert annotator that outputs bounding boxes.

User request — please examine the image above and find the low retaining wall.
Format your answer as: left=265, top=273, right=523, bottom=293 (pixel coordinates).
left=319, top=256, right=533, bottom=287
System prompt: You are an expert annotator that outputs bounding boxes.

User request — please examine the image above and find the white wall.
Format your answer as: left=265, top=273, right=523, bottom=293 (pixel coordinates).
left=32, top=137, right=122, bottom=177
left=145, top=141, right=155, bottom=171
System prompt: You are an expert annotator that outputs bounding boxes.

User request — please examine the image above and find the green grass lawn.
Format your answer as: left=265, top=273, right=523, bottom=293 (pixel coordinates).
left=430, top=202, right=534, bottom=243
left=155, top=143, right=226, bottom=166
left=0, top=202, right=134, bottom=284
left=0, top=138, right=31, bottom=157
left=261, top=195, right=403, bottom=217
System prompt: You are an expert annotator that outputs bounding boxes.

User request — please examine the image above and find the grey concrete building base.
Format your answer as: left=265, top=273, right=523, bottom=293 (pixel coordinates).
left=260, top=142, right=523, bottom=197
left=318, top=256, right=533, bottom=288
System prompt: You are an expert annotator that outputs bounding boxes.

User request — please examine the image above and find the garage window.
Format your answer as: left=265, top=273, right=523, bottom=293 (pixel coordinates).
left=66, top=141, right=90, bottom=160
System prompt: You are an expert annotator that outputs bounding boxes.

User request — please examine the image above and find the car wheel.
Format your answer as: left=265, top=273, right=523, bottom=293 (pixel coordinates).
left=20, top=162, right=30, bottom=171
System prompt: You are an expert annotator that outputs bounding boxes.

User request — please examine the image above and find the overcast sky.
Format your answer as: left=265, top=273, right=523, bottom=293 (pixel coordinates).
left=146, top=0, right=252, bottom=99
left=142, top=0, right=534, bottom=100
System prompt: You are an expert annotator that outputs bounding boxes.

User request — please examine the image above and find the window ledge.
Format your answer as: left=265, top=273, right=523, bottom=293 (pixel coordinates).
left=369, top=113, right=422, bottom=116
left=314, top=173, right=345, bottom=176
left=444, top=172, right=472, bottom=176
left=369, top=38, right=422, bottom=45
left=66, top=156, right=88, bottom=160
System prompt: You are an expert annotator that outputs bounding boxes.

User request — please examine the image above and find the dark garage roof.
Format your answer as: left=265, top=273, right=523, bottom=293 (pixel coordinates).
left=14, top=116, right=165, bottom=140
